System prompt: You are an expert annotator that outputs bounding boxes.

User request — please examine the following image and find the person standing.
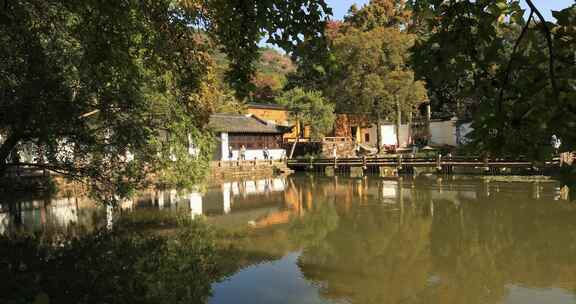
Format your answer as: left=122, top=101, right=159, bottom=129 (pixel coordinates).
left=228, top=145, right=234, bottom=160
left=551, top=135, right=562, bottom=154
left=332, top=144, right=338, bottom=159
left=263, top=146, right=269, bottom=160
left=240, top=145, right=246, bottom=160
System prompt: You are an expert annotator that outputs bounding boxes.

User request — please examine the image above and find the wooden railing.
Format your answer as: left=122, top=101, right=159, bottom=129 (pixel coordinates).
left=211, top=159, right=286, bottom=168
left=288, top=155, right=560, bottom=169
left=283, top=136, right=353, bottom=143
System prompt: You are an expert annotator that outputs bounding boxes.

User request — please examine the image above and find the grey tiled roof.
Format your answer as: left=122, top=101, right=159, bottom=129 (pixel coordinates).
left=246, top=103, right=287, bottom=110
left=209, top=114, right=291, bottom=134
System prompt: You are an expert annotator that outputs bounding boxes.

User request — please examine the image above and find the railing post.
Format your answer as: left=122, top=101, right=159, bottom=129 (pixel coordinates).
left=436, top=154, right=442, bottom=171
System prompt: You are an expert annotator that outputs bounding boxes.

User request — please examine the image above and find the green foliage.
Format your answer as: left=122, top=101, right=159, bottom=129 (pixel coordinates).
left=0, top=0, right=215, bottom=201
left=289, top=200, right=339, bottom=248
left=0, top=219, right=235, bottom=304
left=204, top=0, right=332, bottom=98
left=250, top=48, right=296, bottom=103
left=327, top=25, right=427, bottom=123
left=276, top=88, right=336, bottom=140
left=0, top=0, right=331, bottom=201
left=412, top=1, right=576, bottom=158
left=345, top=0, right=412, bottom=31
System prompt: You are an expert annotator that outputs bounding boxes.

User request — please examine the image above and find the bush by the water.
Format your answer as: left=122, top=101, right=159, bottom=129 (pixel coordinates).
left=0, top=219, right=237, bottom=304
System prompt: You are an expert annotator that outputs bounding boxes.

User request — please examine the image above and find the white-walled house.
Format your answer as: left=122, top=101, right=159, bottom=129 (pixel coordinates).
left=429, top=118, right=473, bottom=146
left=359, top=118, right=473, bottom=148
left=209, top=114, right=292, bottom=161
left=360, top=123, right=412, bottom=148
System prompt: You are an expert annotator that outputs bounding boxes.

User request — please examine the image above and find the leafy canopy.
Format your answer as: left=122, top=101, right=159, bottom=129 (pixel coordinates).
left=0, top=0, right=331, bottom=201
left=411, top=0, right=576, bottom=158
left=276, top=88, right=336, bottom=140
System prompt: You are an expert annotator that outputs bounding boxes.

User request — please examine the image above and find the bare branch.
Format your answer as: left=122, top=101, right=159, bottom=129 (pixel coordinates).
left=498, top=10, right=534, bottom=113
left=524, top=0, right=559, bottom=103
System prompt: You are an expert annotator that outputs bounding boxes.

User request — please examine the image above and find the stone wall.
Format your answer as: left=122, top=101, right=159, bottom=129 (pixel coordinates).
left=208, top=160, right=292, bottom=185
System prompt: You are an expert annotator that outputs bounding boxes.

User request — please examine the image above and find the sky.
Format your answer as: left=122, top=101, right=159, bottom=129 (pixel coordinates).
left=326, top=0, right=575, bottom=21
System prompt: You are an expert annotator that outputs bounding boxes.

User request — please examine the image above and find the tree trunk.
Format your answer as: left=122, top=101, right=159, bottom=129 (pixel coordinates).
left=289, top=137, right=299, bottom=159
left=288, top=120, right=301, bottom=159
left=407, top=111, right=413, bottom=146
left=396, top=97, right=402, bottom=149
left=0, top=133, right=21, bottom=176
left=376, top=117, right=383, bottom=154
left=426, top=103, right=431, bottom=144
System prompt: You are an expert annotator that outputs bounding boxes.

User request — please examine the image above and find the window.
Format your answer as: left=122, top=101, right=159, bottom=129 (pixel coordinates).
left=364, top=133, right=370, bottom=143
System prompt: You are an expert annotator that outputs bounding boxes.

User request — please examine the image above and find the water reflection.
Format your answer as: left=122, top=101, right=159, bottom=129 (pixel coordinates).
left=1, top=176, right=576, bottom=304
left=211, top=176, right=576, bottom=304
left=0, top=177, right=291, bottom=234
left=0, top=196, right=103, bottom=235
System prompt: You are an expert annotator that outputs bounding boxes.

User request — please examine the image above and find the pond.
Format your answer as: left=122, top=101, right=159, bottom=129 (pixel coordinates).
left=1, top=174, right=576, bottom=304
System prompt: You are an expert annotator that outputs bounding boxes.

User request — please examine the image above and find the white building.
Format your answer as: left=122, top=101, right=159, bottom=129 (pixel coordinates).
left=360, top=118, right=473, bottom=148
left=208, top=113, right=292, bottom=161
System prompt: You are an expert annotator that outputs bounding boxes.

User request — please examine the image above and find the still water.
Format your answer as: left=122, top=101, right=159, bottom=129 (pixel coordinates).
left=2, top=174, right=576, bottom=304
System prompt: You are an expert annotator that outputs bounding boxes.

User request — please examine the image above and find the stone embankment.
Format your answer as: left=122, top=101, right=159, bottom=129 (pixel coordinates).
left=208, top=160, right=293, bottom=185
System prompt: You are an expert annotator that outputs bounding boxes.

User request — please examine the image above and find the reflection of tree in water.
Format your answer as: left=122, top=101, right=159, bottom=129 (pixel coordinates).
left=296, top=196, right=433, bottom=304
left=288, top=177, right=576, bottom=304
left=429, top=189, right=576, bottom=303
left=289, top=199, right=339, bottom=256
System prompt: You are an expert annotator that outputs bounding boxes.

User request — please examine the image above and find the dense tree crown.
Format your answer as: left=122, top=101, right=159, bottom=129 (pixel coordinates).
left=1, top=0, right=574, bottom=200
left=287, top=0, right=574, bottom=159
left=0, top=0, right=331, bottom=201
left=288, top=0, right=427, bottom=150
left=276, top=88, right=335, bottom=158
left=411, top=0, right=576, bottom=158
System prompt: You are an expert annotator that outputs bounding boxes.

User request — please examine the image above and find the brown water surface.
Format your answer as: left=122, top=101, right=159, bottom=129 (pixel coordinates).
left=2, top=174, right=575, bottom=304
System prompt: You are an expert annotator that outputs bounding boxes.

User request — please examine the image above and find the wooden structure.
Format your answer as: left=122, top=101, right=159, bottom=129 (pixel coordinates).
left=209, top=113, right=292, bottom=161
left=288, top=155, right=561, bottom=175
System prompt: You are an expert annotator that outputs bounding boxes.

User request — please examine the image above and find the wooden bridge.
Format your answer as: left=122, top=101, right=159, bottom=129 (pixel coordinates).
left=287, top=155, right=562, bottom=175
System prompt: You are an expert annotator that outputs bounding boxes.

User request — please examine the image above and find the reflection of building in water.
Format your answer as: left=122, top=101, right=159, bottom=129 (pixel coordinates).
left=0, top=213, right=8, bottom=235
left=146, top=178, right=289, bottom=220
left=189, top=192, right=203, bottom=218
left=0, top=196, right=101, bottom=235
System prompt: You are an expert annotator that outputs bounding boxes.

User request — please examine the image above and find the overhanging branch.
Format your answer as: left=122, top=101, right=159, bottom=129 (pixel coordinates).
left=498, top=10, right=534, bottom=113
left=524, top=0, right=559, bottom=103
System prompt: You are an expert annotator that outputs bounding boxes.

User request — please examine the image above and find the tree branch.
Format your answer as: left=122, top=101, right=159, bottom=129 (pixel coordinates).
left=0, top=133, right=22, bottom=173
left=498, top=10, right=534, bottom=113
left=524, top=0, right=559, bottom=103
left=3, top=162, right=88, bottom=180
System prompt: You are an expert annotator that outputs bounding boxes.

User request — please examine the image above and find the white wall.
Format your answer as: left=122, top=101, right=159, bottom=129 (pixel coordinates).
left=398, top=125, right=411, bottom=147
left=381, top=125, right=397, bottom=146
left=363, top=120, right=473, bottom=148
left=220, top=132, right=229, bottom=160
left=362, top=124, right=411, bottom=147
left=217, top=132, right=286, bottom=161
left=429, top=119, right=457, bottom=146
left=228, top=149, right=286, bottom=161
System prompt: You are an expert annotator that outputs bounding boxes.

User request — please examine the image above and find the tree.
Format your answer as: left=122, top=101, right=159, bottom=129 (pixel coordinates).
left=250, top=48, right=296, bottom=103
left=204, top=0, right=332, bottom=98
left=327, top=26, right=427, bottom=152
left=276, top=88, right=335, bottom=158
left=345, top=0, right=412, bottom=31
left=0, top=0, right=331, bottom=202
left=411, top=1, right=576, bottom=158
left=287, top=0, right=415, bottom=94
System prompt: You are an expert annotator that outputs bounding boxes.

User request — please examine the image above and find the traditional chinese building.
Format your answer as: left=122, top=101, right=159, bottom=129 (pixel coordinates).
left=209, top=113, right=292, bottom=161
left=245, top=103, right=308, bottom=140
